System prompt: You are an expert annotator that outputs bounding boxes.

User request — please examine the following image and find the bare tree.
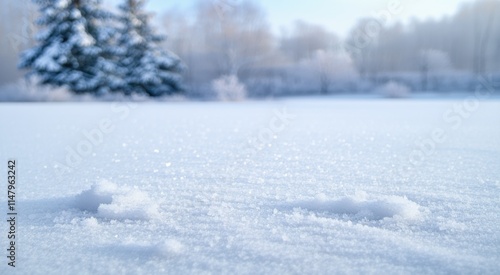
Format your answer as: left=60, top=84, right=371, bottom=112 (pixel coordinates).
left=478, top=3, right=497, bottom=74
left=280, top=20, right=339, bottom=62
left=300, top=50, right=358, bottom=94
left=420, top=49, right=452, bottom=91
left=194, top=0, right=273, bottom=76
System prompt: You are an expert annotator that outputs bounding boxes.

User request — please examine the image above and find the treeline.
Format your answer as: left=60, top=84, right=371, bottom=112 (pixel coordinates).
left=162, top=0, right=500, bottom=98
left=349, top=0, right=500, bottom=75
left=6, top=0, right=500, bottom=99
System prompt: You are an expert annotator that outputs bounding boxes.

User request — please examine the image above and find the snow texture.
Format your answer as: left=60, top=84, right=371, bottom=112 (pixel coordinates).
left=0, top=99, right=499, bottom=274
left=74, top=179, right=160, bottom=220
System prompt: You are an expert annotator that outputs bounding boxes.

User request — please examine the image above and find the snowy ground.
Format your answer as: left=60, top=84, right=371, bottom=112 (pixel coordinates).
left=0, top=98, right=499, bottom=274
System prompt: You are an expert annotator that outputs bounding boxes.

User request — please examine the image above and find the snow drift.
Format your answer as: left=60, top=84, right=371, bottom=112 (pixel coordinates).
left=294, top=192, right=422, bottom=220
left=74, top=179, right=160, bottom=220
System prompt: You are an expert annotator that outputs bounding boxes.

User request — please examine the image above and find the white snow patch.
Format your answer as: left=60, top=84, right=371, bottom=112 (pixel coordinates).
left=98, top=190, right=160, bottom=220
left=34, top=43, right=62, bottom=72
left=156, top=239, right=185, bottom=255
left=295, top=192, right=422, bottom=220
left=56, top=0, right=71, bottom=9
left=73, top=23, right=95, bottom=46
left=74, top=180, right=160, bottom=220
left=81, top=217, right=100, bottom=228
left=74, top=179, right=117, bottom=211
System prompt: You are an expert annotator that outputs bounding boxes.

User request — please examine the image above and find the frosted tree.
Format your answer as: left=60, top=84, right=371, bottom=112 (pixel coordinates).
left=212, top=74, right=247, bottom=101
left=195, top=0, right=273, bottom=76
left=301, top=50, right=358, bottom=94
left=18, top=0, right=117, bottom=95
left=280, top=21, right=339, bottom=62
left=116, top=0, right=183, bottom=96
left=420, top=49, right=452, bottom=91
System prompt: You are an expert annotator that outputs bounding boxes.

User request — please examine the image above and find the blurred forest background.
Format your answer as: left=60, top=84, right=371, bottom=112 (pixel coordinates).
left=1, top=0, right=499, bottom=100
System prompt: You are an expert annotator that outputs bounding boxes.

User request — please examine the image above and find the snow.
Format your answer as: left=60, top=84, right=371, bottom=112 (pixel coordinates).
left=56, top=0, right=71, bottom=9
left=293, top=192, right=422, bottom=221
left=157, top=239, right=186, bottom=255
left=73, top=23, right=95, bottom=47
left=0, top=99, right=499, bottom=273
left=96, top=188, right=160, bottom=221
left=73, top=179, right=160, bottom=220
left=74, top=179, right=116, bottom=212
left=34, top=42, right=63, bottom=72
left=74, top=180, right=160, bottom=220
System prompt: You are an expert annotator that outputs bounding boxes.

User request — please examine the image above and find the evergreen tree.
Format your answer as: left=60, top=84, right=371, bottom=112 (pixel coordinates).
left=19, top=0, right=116, bottom=95
left=116, top=0, right=183, bottom=96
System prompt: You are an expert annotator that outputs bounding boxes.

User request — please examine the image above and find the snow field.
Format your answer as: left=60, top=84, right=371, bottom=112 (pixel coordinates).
left=0, top=99, right=499, bottom=274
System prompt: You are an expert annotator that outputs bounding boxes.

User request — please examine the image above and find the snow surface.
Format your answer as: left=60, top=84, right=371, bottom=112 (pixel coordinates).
left=0, top=99, right=499, bottom=274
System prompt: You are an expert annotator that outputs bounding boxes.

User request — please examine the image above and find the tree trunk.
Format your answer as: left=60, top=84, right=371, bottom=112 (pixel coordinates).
left=478, top=7, right=496, bottom=75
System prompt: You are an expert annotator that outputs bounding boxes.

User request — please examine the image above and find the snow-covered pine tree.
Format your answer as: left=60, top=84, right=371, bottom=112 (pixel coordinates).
left=19, top=0, right=117, bottom=95
left=116, top=0, right=183, bottom=96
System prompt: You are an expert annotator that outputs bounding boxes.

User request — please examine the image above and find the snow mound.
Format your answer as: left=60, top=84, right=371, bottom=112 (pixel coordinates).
left=74, top=180, right=117, bottom=211
left=98, top=190, right=161, bottom=220
left=295, top=192, right=422, bottom=220
left=74, top=180, right=160, bottom=220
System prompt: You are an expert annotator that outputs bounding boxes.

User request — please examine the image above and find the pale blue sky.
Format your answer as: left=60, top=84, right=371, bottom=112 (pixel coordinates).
left=134, top=0, right=471, bottom=37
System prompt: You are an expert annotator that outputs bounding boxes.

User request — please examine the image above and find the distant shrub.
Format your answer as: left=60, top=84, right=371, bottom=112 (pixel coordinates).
left=377, top=81, right=411, bottom=98
left=212, top=74, right=247, bottom=101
